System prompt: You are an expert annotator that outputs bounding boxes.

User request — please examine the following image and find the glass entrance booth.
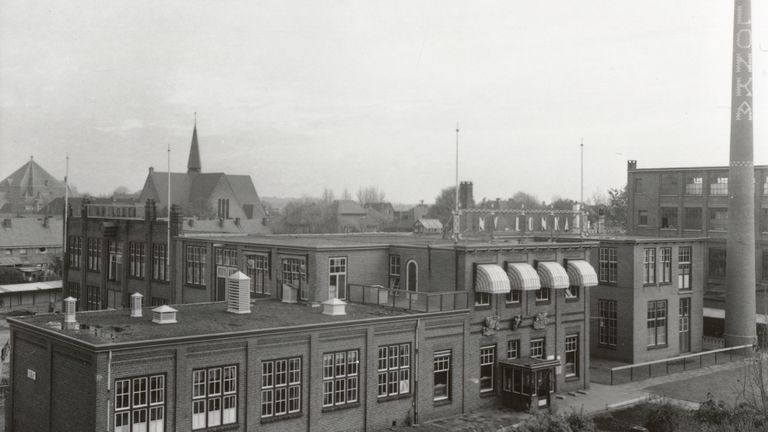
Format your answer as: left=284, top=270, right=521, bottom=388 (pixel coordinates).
left=499, top=357, right=559, bottom=410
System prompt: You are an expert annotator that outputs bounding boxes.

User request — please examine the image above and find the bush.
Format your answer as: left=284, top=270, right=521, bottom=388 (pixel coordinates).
left=645, top=401, right=687, bottom=432
left=564, top=408, right=595, bottom=432
left=516, top=408, right=595, bottom=432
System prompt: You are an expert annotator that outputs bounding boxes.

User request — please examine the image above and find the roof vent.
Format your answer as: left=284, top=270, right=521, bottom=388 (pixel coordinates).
left=63, top=297, right=78, bottom=330
left=281, top=283, right=297, bottom=304
left=322, top=297, right=347, bottom=316
left=131, top=293, right=143, bottom=318
left=152, top=305, right=178, bottom=324
left=227, top=271, right=251, bottom=314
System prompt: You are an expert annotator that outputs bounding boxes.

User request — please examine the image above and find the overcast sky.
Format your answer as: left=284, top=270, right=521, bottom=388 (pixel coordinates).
left=1, top=1, right=766, bottom=205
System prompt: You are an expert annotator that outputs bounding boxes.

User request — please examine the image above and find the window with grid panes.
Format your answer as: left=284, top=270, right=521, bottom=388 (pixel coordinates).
left=246, top=254, right=270, bottom=296
left=152, top=243, right=168, bottom=281
left=114, top=374, right=165, bottom=432
left=535, top=288, right=550, bottom=302
left=329, top=257, right=347, bottom=299
left=261, top=357, right=301, bottom=419
left=660, top=247, right=672, bottom=283
left=185, top=245, right=207, bottom=286
left=87, top=238, right=102, bottom=272
left=530, top=339, right=545, bottom=359
left=281, top=257, right=307, bottom=300
left=685, top=176, right=703, bottom=195
left=86, top=285, right=101, bottom=311
left=128, top=242, right=145, bottom=278
left=108, top=241, right=122, bottom=281
left=598, top=299, right=617, bottom=346
left=599, top=247, right=617, bottom=283
left=638, top=210, right=648, bottom=226
left=763, top=250, right=768, bottom=282
left=565, top=335, right=579, bottom=378
left=660, top=207, right=678, bottom=229
left=643, top=248, right=656, bottom=284
left=377, top=344, right=411, bottom=398
left=709, top=248, right=726, bottom=278
left=710, top=176, right=728, bottom=195
left=709, top=208, right=728, bottom=231
left=389, top=255, right=401, bottom=289
left=647, top=300, right=668, bottom=347
left=505, top=290, right=520, bottom=304
left=480, top=346, right=495, bottom=392
left=474, top=292, right=490, bottom=306
left=322, top=350, right=359, bottom=408
left=68, top=236, right=81, bottom=269
left=678, top=247, right=692, bottom=288
left=67, top=282, right=80, bottom=308
left=192, top=365, right=237, bottom=430
left=507, top=339, right=520, bottom=359
left=433, top=351, right=451, bottom=401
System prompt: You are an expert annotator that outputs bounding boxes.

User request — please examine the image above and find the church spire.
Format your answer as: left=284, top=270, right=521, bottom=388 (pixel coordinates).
left=187, top=114, right=201, bottom=174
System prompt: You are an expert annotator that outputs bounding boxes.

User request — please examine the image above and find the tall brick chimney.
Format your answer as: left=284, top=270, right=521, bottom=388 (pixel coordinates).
left=724, top=0, right=756, bottom=347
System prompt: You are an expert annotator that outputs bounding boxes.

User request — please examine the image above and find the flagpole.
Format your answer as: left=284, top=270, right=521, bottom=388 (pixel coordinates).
left=453, top=123, right=460, bottom=242
left=167, top=143, right=171, bottom=285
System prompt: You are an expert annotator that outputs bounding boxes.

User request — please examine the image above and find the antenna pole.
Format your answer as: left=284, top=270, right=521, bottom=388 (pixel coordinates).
left=167, top=143, right=171, bottom=283
left=453, top=124, right=460, bottom=242
left=580, top=139, right=584, bottom=238
left=63, top=153, right=69, bottom=260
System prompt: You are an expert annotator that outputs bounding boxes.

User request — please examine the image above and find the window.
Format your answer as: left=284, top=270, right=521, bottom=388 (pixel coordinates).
left=710, top=176, right=728, bottom=195
left=679, top=297, right=690, bottom=334
left=660, top=174, right=679, bottom=195
left=152, top=244, right=168, bottom=282
left=377, top=344, right=410, bottom=398
left=68, top=236, right=82, bottom=269
left=685, top=175, right=703, bottom=195
left=186, top=245, right=207, bottom=286
left=261, top=357, right=301, bottom=419
left=322, top=350, right=359, bottom=408
left=114, top=374, right=165, bottom=432
left=129, top=242, right=146, bottom=279
left=329, top=257, right=347, bottom=300
left=679, top=247, right=692, bottom=289
left=480, top=346, right=495, bottom=393
left=643, top=248, right=656, bottom=284
left=86, top=285, right=102, bottom=311
left=599, top=247, right=617, bottom=283
left=638, top=210, right=648, bottom=226
left=598, top=299, right=617, bottom=346
left=215, top=249, right=237, bottom=267
left=67, top=282, right=80, bottom=307
left=192, top=365, right=238, bottom=429
left=660, top=247, right=672, bottom=283
left=535, top=287, right=550, bottom=302
left=507, top=340, right=520, bottom=359
left=246, top=254, right=270, bottom=296
left=763, top=250, right=768, bottom=282
left=108, top=241, right=123, bottom=281
left=634, top=177, right=643, bottom=193
left=660, top=207, right=678, bottom=229
left=684, top=207, right=703, bottom=230
left=433, top=351, right=451, bottom=401
left=647, top=300, right=668, bottom=347
left=406, top=260, right=418, bottom=292
left=475, top=292, right=490, bottom=306
left=505, top=290, right=520, bottom=304
left=87, top=238, right=102, bottom=272
left=217, top=198, right=230, bottom=219
left=762, top=208, right=768, bottom=233
left=565, top=334, right=579, bottom=378
left=565, top=285, right=579, bottom=299
left=763, top=177, right=768, bottom=195
left=389, top=255, right=401, bottom=289
left=709, top=248, right=726, bottom=278
left=530, top=338, right=545, bottom=359
left=282, top=257, right=307, bottom=300
left=709, top=208, right=728, bottom=231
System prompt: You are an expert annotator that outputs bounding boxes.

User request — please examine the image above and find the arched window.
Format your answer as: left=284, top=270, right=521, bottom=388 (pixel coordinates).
left=406, top=261, right=418, bottom=292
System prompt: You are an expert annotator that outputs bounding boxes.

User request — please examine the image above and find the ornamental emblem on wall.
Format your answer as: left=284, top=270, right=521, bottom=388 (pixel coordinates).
left=482, top=315, right=501, bottom=336
left=510, top=315, right=522, bottom=330
left=532, top=312, right=548, bottom=330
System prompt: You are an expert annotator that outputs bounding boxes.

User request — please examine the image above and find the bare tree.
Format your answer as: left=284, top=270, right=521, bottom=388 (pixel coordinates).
left=356, top=185, right=386, bottom=205
left=321, top=188, right=335, bottom=204
left=341, top=188, right=352, bottom=201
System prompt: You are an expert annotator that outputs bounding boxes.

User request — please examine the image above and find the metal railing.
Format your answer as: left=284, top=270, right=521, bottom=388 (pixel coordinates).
left=346, top=284, right=470, bottom=313
left=609, top=344, right=753, bottom=385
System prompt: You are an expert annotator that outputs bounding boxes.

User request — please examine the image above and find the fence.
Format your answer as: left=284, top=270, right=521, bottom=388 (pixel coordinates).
left=346, top=284, right=470, bottom=313
left=609, top=344, right=753, bottom=385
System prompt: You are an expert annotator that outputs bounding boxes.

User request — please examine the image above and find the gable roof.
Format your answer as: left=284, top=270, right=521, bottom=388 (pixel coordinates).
left=335, top=200, right=368, bottom=215
left=0, top=158, right=65, bottom=193
left=0, top=218, right=63, bottom=248
left=414, top=218, right=443, bottom=230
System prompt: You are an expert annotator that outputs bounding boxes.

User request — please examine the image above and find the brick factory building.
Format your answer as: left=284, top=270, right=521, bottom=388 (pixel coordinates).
left=15, top=230, right=600, bottom=431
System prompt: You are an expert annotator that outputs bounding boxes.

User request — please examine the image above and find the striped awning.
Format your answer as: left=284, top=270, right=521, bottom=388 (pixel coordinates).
left=506, top=263, right=541, bottom=291
left=537, top=262, right=570, bottom=289
left=566, top=260, right=598, bottom=287
left=475, top=264, right=511, bottom=294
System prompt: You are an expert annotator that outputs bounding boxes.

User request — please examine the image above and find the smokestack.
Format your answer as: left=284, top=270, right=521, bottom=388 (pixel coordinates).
left=724, top=0, right=756, bottom=347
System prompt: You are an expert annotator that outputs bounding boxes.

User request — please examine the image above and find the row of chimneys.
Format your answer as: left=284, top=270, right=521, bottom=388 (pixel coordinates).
left=62, top=270, right=346, bottom=329
left=1, top=216, right=51, bottom=229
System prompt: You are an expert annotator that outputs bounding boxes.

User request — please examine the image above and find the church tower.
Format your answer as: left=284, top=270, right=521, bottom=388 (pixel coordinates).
left=187, top=121, right=202, bottom=174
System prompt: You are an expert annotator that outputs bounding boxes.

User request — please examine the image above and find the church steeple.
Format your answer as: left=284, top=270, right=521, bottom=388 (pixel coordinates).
left=187, top=115, right=201, bottom=174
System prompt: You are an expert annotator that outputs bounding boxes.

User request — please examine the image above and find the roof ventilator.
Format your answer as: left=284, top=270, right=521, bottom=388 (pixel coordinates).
left=227, top=271, right=251, bottom=314
left=63, top=297, right=78, bottom=330
left=130, top=292, right=143, bottom=318
left=152, top=305, right=178, bottom=324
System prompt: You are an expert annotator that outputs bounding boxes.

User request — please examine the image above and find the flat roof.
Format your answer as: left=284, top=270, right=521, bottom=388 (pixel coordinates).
left=181, top=232, right=598, bottom=250
left=0, top=280, right=61, bottom=294
left=629, top=164, right=768, bottom=173
left=582, top=234, right=709, bottom=244
left=9, top=299, right=458, bottom=349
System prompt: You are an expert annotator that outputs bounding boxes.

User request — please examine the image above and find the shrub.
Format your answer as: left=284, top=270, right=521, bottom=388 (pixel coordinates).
left=645, top=401, right=687, bottom=432
left=564, top=408, right=595, bottom=432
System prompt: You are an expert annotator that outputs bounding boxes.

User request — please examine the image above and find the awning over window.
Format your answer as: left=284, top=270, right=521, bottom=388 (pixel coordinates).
left=475, top=264, right=511, bottom=294
left=506, top=263, right=541, bottom=291
left=566, top=260, right=598, bottom=287
left=537, top=262, right=570, bottom=289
